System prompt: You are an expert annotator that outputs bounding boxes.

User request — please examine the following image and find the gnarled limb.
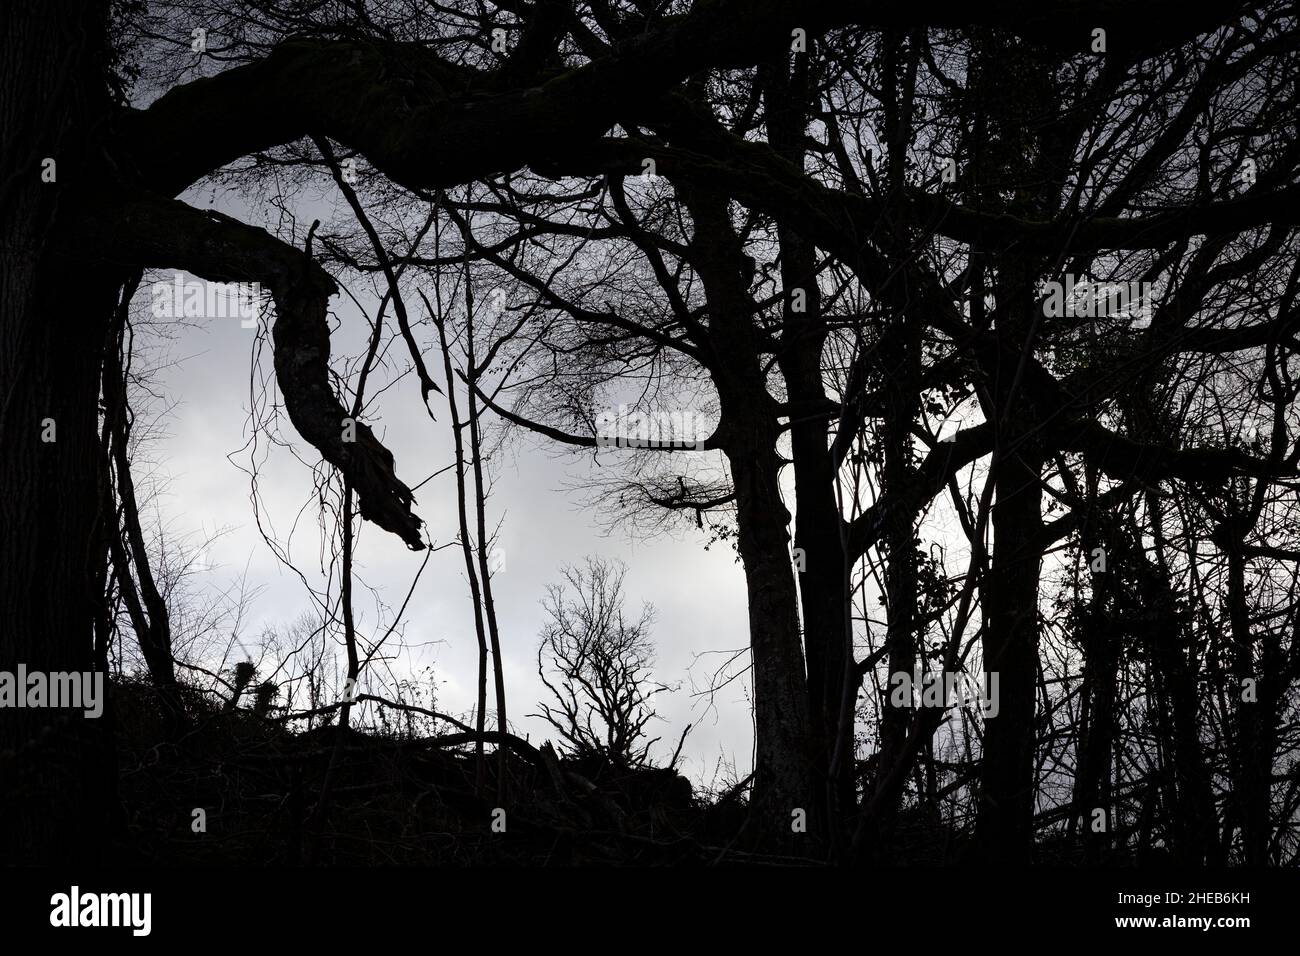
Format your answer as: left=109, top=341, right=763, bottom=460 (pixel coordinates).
left=119, top=2, right=1208, bottom=202
left=69, top=189, right=424, bottom=549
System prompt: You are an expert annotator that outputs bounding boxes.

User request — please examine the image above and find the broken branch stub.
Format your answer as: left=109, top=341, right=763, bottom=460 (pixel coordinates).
left=72, top=190, right=426, bottom=550
left=270, top=264, right=425, bottom=550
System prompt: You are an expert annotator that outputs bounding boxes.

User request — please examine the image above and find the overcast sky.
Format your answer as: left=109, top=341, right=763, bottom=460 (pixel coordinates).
left=128, top=179, right=760, bottom=792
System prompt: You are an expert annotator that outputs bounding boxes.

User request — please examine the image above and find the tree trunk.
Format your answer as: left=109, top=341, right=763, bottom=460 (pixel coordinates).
left=0, top=0, right=119, bottom=863
left=964, top=34, right=1057, bottom=866
left=974, top=439, right=1043, bottom=863
left=1225, top=520, right=1271, bottom=864
left=725, top=435, right=817, bottom=854
left=1073, top=573, right=1116, bottom=864
left=765, top=43, right=854, bottom=848
left=866, top=298, right=925, bottom=849
left=1145, top=492, right=1222, bottom=863
left=679, top=183, right=816, bottom=853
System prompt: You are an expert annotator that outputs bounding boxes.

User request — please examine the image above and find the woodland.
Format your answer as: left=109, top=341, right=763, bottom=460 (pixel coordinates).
left=1, top=0, right=1299, bottom=867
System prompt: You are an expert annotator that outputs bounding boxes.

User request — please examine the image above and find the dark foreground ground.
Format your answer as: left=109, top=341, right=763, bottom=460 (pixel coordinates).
left=107, top=678, right=757, bottom=865
left=99, top=679, right=1137, bottom=866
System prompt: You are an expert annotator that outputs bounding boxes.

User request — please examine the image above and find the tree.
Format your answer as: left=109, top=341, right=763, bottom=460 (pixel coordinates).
left=534, top=558, right=672, bottom=768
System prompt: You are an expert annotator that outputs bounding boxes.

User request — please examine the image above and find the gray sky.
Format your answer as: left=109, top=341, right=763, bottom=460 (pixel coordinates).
left=129, top=183, right=759, bottom=792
